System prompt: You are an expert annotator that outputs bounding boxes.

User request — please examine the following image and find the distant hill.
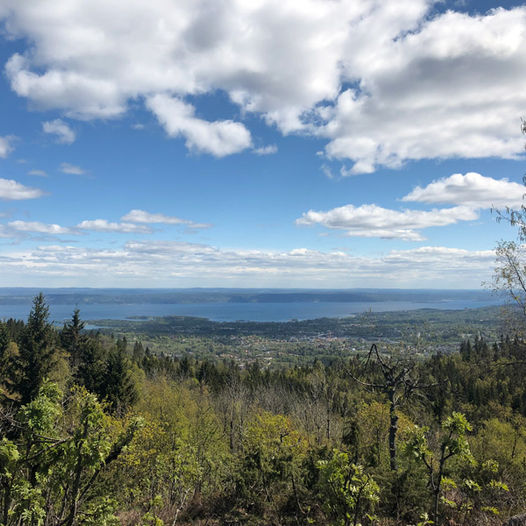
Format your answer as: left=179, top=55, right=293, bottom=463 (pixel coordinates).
left=0, top=287, right=498, bottom=305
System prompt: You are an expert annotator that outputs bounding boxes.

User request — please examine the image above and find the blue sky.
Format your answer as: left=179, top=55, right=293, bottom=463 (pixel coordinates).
left=0, top=0, right=525, bottom=288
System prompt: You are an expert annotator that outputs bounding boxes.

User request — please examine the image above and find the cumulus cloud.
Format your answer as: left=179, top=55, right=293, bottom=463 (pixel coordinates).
left=0, top=241, right=495, bottom=288
left=0, top=0, right=350, bottom=126
left=8, top=220, right=74, bottom=234
left=77, top=219, right=151, bottom=233
left=0, top=136, right=15, bottom=158
left=121, top=209, right=211, bottom=229
left=147, top=95, right=252, bottom=156
left=319, top=7, right=526, bottom=172
left=296, top=203, right=478, bottom=241
left=60, top=163, right=85, bottom=175
left=3, top=2, right=526, bottom=166
left=403, top=172, right=526, bottom=209
left=0, top=178, right=44, bottom=200
left=42, top=119, right=76, bottom=144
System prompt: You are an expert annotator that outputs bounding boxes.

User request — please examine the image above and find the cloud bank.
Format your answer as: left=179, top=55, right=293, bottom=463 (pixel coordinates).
left=297, top=172, right=526, bottom=240
left=296, top=203, right=478, bottom=241
left=2, top=2, right=526, bottom=168
left=0, top=241, right=495, bottom=288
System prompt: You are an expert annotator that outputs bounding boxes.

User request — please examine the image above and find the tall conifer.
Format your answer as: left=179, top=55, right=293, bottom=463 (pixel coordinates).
left=18, top=293, right=57, bottom=404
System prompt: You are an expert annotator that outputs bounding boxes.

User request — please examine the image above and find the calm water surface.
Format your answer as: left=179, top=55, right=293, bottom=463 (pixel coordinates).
left=0, top=298, right=504, bottom=324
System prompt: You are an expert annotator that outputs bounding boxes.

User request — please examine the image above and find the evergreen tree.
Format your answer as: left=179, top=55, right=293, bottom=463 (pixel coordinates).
left=101, top=347, right=138, bottom=413
left=116, top=335, right=128, bottom=354
left=75, top=336, right=107, bottom=395
left=0, top=323, right=9, bottom=379
left=17, top=293, right=57, bottom=404
left=61, top=308, right=85, bottom=369
left=0, top=323, right=19, bottom=401
left=132, top=340, right=145, bottom=363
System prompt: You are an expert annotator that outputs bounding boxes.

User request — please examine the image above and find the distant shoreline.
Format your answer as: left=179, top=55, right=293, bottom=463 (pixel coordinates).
left=0, top=298, right=506, bottom=324
left=0, top=287, right=501, bottom=306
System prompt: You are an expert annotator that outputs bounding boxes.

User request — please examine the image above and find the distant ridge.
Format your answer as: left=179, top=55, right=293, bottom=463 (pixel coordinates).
left=0, top=288, right=497, bottom=305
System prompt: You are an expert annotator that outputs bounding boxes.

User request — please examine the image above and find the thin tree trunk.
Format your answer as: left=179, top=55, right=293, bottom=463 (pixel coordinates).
left=388, top=390, right=398, bottom=471
left=3, top=483, right=11, bottom=526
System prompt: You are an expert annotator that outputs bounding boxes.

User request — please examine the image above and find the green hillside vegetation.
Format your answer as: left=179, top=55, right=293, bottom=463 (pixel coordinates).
left=89, top=305, right=506, bottom=367
left=2, top=294, right=526, bottom=524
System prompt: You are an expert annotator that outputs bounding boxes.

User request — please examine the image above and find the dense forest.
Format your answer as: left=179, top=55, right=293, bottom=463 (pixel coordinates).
left=2, top=294, right=526, bottom=525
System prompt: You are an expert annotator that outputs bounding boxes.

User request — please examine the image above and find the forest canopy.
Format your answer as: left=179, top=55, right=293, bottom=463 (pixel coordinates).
left=1, top=294, right=526, bottom=525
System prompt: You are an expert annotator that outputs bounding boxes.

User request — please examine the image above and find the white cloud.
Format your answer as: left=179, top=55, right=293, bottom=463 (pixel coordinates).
left=0, top=136, right=15, bottom=158
left=121, top=209, right=211, bottom=229
left=0, top=241, right=495, bottom=288
left=77, top=219, right=151, bottom=233
left=403, top=172, right=526, bottom=209
left=147, top=95, right=252, bottom=156
left=0, top=0, right=352, bottom=126
left=321, top=7, right=526, bottom=172
left=382, top=246, right=494, bottom=278
left=3, top=3, right=526, bottom=166
left=296, top=203, right=478, bottom=241
left=42, top=119, right=75, bottom=144
left=253, top=145, right=278, bottom=155
left=0, top=178, right=44, bottom=200
left=28, top=169, right=47, bottom=177
left=60, top=162, right=84, bottom=175
left=8, top=220, right=74, bottom=234
left=122, top=209, right=185, bottom=224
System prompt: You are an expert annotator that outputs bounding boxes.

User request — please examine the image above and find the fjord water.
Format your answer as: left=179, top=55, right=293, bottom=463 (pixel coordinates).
left=0, top=293, right=504, bottom=323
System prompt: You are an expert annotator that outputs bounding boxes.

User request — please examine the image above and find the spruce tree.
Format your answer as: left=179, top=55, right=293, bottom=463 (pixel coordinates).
left=18, top=293, right=57, bottom=404
left=75, top=336, right=107, bottom=395
left=61, top=308, right=85, bottom=369
left=0, top=322, right=19, bottom=401
left=132, top=340, right=145, bottom=363
left=101, top=346, right=138, bottom=413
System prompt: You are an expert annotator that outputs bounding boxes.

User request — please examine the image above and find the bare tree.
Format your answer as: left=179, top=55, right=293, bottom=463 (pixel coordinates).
left=350, top=344, right=436, bottom=471
left=490, top=119, right=526, bottom=319
left=494, top=241, right=526, bottom=316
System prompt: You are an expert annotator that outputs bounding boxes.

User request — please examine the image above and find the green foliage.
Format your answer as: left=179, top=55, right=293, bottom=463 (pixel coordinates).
left=17, top=293, right=59, bottom=403
left=75, top=336, right=107, bottom=394
left=114, top=379, right=229, bottom=524
left=0, top=323, right=19, bottom=401
left=317, top=450, right=379, bottom=526
left=61, top=309, right=86, bottom=369
left=404, top=412, right=476, bottom=524
left=1, top=294, right=526, bottom=524
left=0, top=381, right=140, bottom=526
left=101, top=347, right=138, bottom=413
